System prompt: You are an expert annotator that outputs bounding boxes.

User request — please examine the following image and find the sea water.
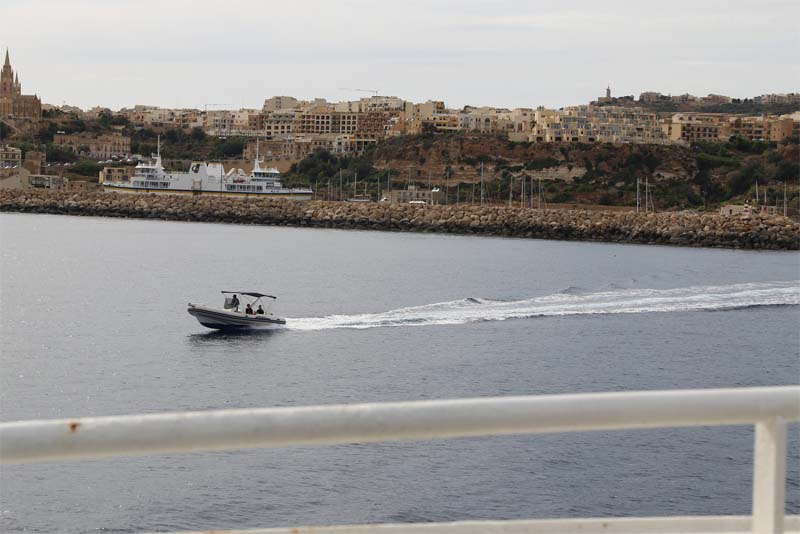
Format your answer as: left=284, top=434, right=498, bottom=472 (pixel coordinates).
left=1, top=213, right=798, bottom=533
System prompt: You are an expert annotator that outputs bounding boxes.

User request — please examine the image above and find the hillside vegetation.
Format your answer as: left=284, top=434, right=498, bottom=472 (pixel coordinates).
left=285, top=133, right=799, bottom=211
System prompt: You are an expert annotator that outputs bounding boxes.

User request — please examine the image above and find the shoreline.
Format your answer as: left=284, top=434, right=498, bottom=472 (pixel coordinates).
left=1, top=190, right=798, bottom=250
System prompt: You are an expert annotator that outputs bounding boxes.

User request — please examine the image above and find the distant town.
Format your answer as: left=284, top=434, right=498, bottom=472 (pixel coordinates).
left=1, top=48, right=798, bottom=213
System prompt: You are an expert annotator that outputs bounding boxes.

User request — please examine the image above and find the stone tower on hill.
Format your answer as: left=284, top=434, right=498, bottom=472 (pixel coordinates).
left=0, top=49, right=42, bottom=120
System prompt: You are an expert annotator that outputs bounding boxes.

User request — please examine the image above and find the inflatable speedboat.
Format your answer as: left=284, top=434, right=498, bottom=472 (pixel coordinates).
left=188, top=291, right=287, bottom=330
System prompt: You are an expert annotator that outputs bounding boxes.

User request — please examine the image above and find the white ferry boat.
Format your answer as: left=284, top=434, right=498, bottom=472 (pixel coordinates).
left=102, top=141, right=313, bottom=200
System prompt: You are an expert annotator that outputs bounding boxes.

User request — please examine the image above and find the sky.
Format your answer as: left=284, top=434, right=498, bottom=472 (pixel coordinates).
left=3, top=0, right=798, bottom=111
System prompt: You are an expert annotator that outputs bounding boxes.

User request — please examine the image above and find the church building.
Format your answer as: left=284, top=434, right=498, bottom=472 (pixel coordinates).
left=0, top=49, right=42, bottom=120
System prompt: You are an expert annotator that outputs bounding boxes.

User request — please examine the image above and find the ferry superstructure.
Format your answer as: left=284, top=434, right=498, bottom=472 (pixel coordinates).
left=102, top=141, right=313, bottom=200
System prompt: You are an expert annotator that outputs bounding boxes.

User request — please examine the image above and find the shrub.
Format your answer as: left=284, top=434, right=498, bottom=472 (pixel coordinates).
left=696, top=153, right=740, bottom=171
left=524, top=157, right=560, bottom=171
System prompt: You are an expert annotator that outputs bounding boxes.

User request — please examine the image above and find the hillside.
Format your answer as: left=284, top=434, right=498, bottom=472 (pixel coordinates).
left=288, top=133, right=799, bottom=211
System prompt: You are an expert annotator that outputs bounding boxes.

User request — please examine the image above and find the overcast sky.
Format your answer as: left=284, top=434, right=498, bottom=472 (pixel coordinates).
left=3, top=0, right=798, bottom=111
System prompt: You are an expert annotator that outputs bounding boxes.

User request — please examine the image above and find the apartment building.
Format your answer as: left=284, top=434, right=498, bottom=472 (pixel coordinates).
left=263, top=96, right=299, bottom=112
left=263, top=109, right=298, bottom=138
left=460, top=109, right=499, bottom=133
left=700, top=94, right=732, bottom=105
left=664, top=113, right=798, bottom=143
left=336, top=112, right=360, bottom=135
left=0, top=144, right=22, bottom=170
left=54, top=132, right=131, bottom=159
left=356, top=110, right=399, bottom=140
left=755, top=93, right=800, bottom=104
left=204, top=110, right=234, bottom=133
left=416, top=113, right=460, bottom=133
left=232, top=109, right=261, bottom=131
left=530, top=106, right=668, bottom=144
left=296, top=107, right=335, bottom=135
left=663, top=113, right=723, bottom=143
left=360, top=96, right=405, bottom=112
left=404, top=100, right=446, bottom=120
left=98, top=166, right=134, bottom=183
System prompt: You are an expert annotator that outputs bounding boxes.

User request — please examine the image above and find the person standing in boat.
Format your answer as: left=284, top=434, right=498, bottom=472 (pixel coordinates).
left=230, top=294, right=240, bottom=312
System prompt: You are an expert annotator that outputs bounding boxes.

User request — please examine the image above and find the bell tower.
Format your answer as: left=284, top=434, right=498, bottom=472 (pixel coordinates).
left=1, top=49, right=15, bottom=96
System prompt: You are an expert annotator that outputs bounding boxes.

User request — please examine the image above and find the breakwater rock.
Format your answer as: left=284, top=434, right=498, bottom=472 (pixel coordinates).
left=2, top=190, right=798, bottom=250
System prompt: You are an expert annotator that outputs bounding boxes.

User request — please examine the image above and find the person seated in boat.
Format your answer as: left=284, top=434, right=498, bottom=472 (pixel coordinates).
left=256, top=305, right=265, bottom=315
left=245, top=303, right=254, bottom=315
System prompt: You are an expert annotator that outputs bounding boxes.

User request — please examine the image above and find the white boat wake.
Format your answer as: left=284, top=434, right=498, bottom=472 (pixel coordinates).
left=286, top=281, right=800, bottom=331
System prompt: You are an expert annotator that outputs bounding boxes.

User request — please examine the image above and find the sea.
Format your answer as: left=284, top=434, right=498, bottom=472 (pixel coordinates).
left=0, top=212, right=798, bottom=533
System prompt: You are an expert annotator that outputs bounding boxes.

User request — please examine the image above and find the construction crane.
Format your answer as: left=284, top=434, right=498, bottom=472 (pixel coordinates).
left=338, top=88, right=380, bottom=97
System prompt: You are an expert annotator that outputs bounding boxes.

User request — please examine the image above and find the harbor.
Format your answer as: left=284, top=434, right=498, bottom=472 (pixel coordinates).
left=2, top=189, right=798, bottom=250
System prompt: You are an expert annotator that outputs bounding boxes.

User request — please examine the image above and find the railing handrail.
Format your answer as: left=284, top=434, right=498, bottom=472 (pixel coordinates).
left=1, top=386, right=797, bottom=465
left=2, top=386, right=798, bottom=533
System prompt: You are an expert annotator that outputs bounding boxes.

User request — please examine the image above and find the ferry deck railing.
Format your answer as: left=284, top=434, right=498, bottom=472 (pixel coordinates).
left=1, top=386, right=798, bottom=534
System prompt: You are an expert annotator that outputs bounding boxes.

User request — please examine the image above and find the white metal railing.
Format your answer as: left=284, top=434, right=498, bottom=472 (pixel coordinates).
left=1, top=386, right=798, bottom=534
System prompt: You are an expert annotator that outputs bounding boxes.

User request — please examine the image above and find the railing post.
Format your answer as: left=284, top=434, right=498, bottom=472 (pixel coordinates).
left=752, top=417, right=787, bottom=534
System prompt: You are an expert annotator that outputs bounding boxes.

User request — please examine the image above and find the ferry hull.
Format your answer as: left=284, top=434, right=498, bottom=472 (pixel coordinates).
left=104, top=184, right=312, bottom=201
left=187, top=304, right=287, bottom=330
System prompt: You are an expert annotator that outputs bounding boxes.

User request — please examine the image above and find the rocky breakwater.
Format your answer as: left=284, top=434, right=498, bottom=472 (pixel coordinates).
left=2, top=190, right=798, bottom=250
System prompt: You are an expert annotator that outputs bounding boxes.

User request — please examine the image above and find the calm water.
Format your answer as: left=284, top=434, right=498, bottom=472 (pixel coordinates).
left=1, top=212, right=798, bottom=533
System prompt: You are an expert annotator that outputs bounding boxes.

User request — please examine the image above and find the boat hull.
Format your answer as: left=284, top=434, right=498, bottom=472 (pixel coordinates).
left=104, top=184, right=312, bottom=201
left=187, top=304, right=287, bottom=330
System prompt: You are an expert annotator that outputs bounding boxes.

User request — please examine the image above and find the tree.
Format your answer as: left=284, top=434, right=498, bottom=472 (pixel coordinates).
left=727, top=161, right=767, bottom=196
left=210, top=137, right=246, bottom=159
left=775, top=160, right=800, bottom=183
left=70, top=159, right=103, bottom=177
left=190, top=127, right=206, bottom=142
left=45, top=144, right=77, bottom=163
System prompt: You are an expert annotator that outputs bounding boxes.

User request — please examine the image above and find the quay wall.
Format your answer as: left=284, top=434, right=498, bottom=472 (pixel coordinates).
left=1, top=190, right=798, bottom=250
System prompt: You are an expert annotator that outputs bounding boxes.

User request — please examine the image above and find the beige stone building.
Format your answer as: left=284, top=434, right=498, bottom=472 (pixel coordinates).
left=404, top=100, right=446, bottom=120
left=664, top=113, right=799, bottom=143
left=530, top=106, right=669, bottom=144
left=98, top=166, right=135, bottom=183
left=663, top=113, right=723, bottom=143
left=23, top=150, right=45, bottom=175
left=755, top=93, right=800, bottom=104
left=416, top=113, right=460, bottom=133
left=54, top=132, right=131, bottom=159
left=0, top=144, right=22, bottom=172
left=263, top=109, right=298, bottom=138
left=263, top=96, right=299, bottom=112
left=0, top=50, right=41, bottom=120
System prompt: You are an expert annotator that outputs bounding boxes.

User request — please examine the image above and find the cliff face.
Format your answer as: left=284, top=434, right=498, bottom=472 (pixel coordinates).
left=2, top=190, right=798, bottom=250
left=373, top=134, right=697, bottom=184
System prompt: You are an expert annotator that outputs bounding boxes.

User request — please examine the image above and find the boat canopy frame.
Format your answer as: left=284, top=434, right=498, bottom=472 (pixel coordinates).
left=221, top=291, right=277, bottom=300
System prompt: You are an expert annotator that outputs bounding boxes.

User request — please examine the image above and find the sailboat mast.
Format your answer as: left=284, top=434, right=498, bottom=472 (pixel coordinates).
left=784, top=182, right=788, bottom=216
left=480, top=162, right=484, bottom=206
